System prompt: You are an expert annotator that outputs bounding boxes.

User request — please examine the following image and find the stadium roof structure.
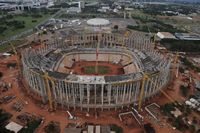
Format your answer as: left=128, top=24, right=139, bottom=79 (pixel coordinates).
left=87, top=18, right=110, bottom=27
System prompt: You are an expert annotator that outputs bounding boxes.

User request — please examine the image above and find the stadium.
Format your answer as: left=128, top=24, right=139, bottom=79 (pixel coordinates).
left=21, top=32, right=171, bottom=111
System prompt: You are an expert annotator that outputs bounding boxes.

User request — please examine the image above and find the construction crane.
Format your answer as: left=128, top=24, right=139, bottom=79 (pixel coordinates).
left=121, top=30, right=130, bottom=50
left=147, top=25, right=157, bottom=49
left=95, top=33, right=101, bottom=74
left=9, top=42, right=21, bottom=76
left=28, top=69, right=56, bottom=111
left=42, top=72, right=57, bottom=112
left=138, top=73, right=176, bottom=111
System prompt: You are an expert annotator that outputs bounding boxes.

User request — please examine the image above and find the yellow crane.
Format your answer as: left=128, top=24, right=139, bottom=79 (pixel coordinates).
left=9, top=42, right=21, bottom=76
left=42, top=72, right=57, bottom=111
left=138, top=73, right=176, bottom=111
left=138, top=74, right=149, bottom=110
left=122, top=30, right=130, bottom=48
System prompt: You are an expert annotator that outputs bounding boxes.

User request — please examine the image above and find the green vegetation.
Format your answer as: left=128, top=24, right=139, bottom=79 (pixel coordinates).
left=19, top=119, right=42, bottom=133
left=161, top=39, right=200, bottom=52
left=181, top=57, right=200, bottom=72
left=7, top=63, right=17, bottom=68
left=127, top=18, right=184, bottom=33
left=172, top=116, right=188, bottom=131
left=144, top=123, right=155, bottom=133
left=0, top=109, right=12, bottom=126
left=0, top=72, right=3, bottom=78
left=110, top=124, right=123, bottom=133
left=143, top=4, right=197, bottom=16
left=180, top=85, right=188, bottom=97
left=0, top=109, right=13, bottom=133
left=0, top=9, right=56, bottom=40
left=84, top=65, right=110, bottom=74
left=161, top=103, right=176, bottom=116
left=161, top=102, right=194, bottom=132
left=44, top=121, right=60, bottom=133
left=0, top=127, right=14, bottom=133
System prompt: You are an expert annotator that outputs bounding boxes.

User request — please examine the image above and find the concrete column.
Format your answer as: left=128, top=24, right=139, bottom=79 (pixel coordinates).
left=94, top=84, right=97, bottom=110
left=87, top=84, right=90, bottom=112
left=71, top=83, right=76, bottom=109
left=58, top=81, right=63, bottom=109
left=101, top=84, right=104, bottom=111
left=66, top=82, right=70, bottom=109
left=128, top=82, right=132, bottom=102
left=79, top=84, right=83, bottom=110
left=108, top=84, right=111, bottom=110
left=122, top=84, right=126, bottom=104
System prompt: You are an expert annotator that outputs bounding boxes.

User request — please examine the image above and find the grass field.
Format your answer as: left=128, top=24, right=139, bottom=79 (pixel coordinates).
left=83, top=65, right=110, bottom=74
left=0, top=13, right=51, bottom=40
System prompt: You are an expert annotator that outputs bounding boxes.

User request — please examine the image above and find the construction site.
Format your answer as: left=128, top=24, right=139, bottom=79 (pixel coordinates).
left=20, top=31, right=171, bottom=111
left=1, top=17, right=200, bottom=133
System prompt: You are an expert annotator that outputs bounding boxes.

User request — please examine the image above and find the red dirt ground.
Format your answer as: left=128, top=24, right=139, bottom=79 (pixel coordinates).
left=2, top=55, right=199, bottom=133
left=71, top=61, right=124, bottom=76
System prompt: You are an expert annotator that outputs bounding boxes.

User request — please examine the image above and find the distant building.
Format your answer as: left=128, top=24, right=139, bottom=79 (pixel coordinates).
left=87, top=18, right=110, bottom=27
left=191, top=57, right=200, bottom=67
left=5, top=121, right=23, bottom=133
left=66, top=1, right=85, bottom=14
left=194, top=79, right=200, bottom=91
left=157, top=32, right=176, bottom=39
left=67, top=7, right=81, bottom=14
left=175, top=33, right=200, bottom=40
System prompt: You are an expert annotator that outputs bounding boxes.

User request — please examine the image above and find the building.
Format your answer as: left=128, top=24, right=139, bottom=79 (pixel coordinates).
left=66, top=7, right=81, bottom=14
left=5, top=121, right=23, bottom=133
left=175, top=33, right=200, bottom=40
left=156, top=32, right=176, bottom=39
left=87, top=18, right=110, bottom=27
left=194, top=79, right=200, bottom=91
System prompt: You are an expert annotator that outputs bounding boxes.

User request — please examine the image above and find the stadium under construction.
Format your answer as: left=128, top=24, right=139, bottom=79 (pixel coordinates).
left=21, top=32, right=171, bottom=111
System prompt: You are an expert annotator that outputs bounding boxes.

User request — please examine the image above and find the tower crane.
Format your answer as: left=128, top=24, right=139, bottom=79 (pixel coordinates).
left=29, top=69, right=56, bottom=111
left=9, top=42, right=22, bottom=77
left=138, top=72, right=176, bottom=111
left=95, top=33, right=101, bottom=74
left=42, top=72, right=57, bottom=111
left=147, top=25, right=157, bottom=49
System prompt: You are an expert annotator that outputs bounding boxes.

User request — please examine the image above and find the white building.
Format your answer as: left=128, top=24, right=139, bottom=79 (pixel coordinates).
left=157, top=32, right=176, bottom=39
left=5, top=121, right=23, bottom=133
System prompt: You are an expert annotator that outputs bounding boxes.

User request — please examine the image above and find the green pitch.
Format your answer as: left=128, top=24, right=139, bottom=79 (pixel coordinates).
left=84, top=66, right=110, bottom=74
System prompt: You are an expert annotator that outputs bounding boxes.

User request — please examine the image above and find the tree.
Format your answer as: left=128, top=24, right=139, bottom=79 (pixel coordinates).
left=161, top=103, right=175, bottom=116
left=19, top=119, right=42, bottom=133
left=189, top=125, right=196, bottom=133
left=180, top=85, right=188, bottom=97
left=0, top=72, right=3, bottom=78
left=144, top=123, right=155, bottom=133
left=192, top=117, right=198, bottom=124
left=44, top=121, right=60, bottom=133
left=7, top=63, right=17, bottom=68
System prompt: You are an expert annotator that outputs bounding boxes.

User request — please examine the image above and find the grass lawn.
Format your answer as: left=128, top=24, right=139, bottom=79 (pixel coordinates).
left=0, top=13, right=51, bottom=40
left=84, top=65, right=110, bottom=74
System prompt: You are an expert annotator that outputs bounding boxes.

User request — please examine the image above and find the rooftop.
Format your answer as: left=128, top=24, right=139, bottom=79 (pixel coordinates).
left=5, top=121, right=23, bottom=133
left=87, top=18, right=110, bottom=26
